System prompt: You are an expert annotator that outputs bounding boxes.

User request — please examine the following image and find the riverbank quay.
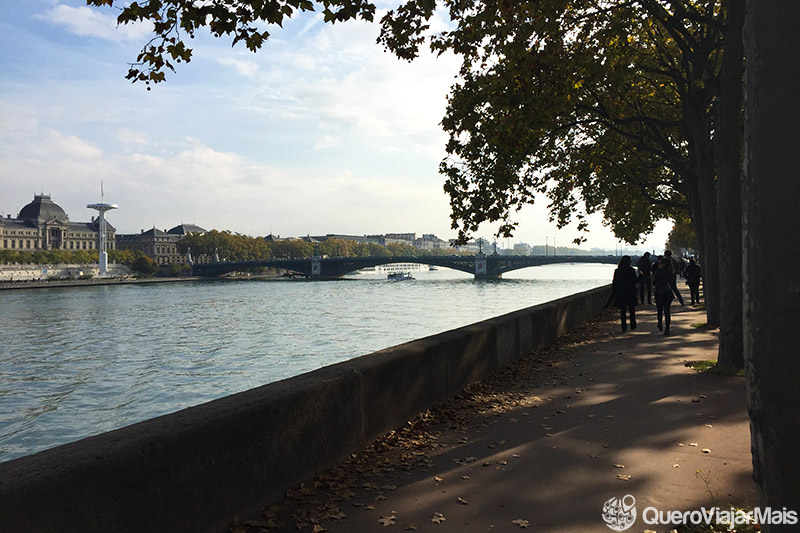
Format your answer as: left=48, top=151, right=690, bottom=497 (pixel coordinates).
left=0, top=285, right=608, bottom=532
left=233, top=295, right=756, bottom=532
left=0, top=276, right=199, bottom=291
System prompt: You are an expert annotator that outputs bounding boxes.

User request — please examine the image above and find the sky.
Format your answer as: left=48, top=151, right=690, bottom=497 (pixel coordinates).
left=0, top=0, right=672, bottom=252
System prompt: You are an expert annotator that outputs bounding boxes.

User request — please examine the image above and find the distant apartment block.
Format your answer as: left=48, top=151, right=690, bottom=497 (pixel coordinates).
left=115, top=224, right=206, bottom=265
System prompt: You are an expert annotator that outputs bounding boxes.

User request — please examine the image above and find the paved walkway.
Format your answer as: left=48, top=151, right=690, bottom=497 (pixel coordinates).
left=234, top=290, right=756, bottom=533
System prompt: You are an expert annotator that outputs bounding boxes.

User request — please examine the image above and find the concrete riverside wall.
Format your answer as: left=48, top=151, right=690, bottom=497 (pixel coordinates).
left=0, top=263, right=130, bottom=281
left=0, top=285, right=611, bottom=532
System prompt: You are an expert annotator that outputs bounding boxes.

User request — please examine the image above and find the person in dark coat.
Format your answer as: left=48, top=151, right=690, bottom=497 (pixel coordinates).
left=685, top=258, right=702, bottom=305
left=636, top=252, right=653, bottom=304
left=653, top=256, right=685, bottom=335
left=609, top=255, right=638, bottom=331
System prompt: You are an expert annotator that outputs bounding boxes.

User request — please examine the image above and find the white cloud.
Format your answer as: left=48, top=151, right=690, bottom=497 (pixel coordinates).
left=216, top=57, right=260, bottom=77
left=116, top=128, right=149, bottom=146
left=313, top=134, right=340, bottom=150
left=38, top=4, right=153, bottom=42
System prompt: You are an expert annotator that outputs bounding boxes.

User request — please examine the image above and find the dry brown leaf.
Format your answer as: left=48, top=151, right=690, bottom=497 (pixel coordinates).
left=378, top=515, right=396, bottom=527
left=613, top=464, right=625, bottom=469
left=457, top=497, right=469, bottom=505
left=512, top=518, right=530, bottom=528
left=312, top=525, right=326, bottom=533
left=434, top=476, right=444, bottom=482
left=616, top=474, right=631, bottom=481
left=702, top=449, right=711, bottom=454
left=431, top=512, right=446, bottom=524
left=404, top=524, right=419, bottom=531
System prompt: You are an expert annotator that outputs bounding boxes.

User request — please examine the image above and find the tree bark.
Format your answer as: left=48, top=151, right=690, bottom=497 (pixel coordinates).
left=714, top=0, right=745, bottom=369
left=743, top=0, right=800, bottom=523
left=685, top=98, right=721, bottom=328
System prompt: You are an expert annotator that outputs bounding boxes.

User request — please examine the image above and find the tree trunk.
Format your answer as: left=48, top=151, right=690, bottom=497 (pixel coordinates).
left=686, top=99, right=721, bottom=328
left=743, top=0, right=800, bottom=523
left=714, top=0, right=745, bottom=369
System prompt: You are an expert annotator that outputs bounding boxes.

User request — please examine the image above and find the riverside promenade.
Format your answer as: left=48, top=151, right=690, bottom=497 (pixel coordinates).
left=236, top=293, right=756, bottom=532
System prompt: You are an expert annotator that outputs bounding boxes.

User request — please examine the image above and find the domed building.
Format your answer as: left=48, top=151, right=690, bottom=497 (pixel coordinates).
left=0, top=194, right=115, bottom=252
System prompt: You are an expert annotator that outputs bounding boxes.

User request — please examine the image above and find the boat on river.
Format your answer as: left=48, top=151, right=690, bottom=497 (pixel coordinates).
left=387, top=272, right=414, bottom=281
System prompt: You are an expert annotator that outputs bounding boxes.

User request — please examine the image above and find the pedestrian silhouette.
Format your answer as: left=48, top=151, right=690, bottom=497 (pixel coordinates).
left=653, top=255, right=685, bottom=335
left=636, top=252, right=653, bottom=304
left=607, top=255, right=638, bottom=332
left=685, top=258, right=702, bottom=305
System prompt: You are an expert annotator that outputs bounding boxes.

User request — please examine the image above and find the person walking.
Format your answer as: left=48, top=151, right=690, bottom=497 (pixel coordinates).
left=636, top=252, right=653, bottom=304
left=609, top=255, right=638, bottom=331
left=653, top=256, right=685, bottom=335
left=685, top=258, right=702, bottom=305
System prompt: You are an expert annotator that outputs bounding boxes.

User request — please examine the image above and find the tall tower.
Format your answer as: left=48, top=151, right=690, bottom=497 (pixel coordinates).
left=87, top=188, right=118, bottom=277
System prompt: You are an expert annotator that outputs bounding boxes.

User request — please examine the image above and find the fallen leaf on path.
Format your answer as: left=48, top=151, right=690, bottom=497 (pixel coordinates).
left=378, top=515, right=396, bottom=526
left=462, top=475, right=470, bottom=480
left=674, top=464, right=680, bottom=468
left=431, top=512, right=446, bottom=524
left=457, top=497, right=469, bottom=505
left=689, top=443, right=698, bottom=447
left=589, top=454, right=599, bottom=458
left=365, top=505, right=376, bottom=510
left=512, top=454, right=521, bottom=458
left=512, top=518, right=530, bottom=528
left=702, top=449, right=711, bottom=454
left=613, top=464, right=625, bottom=469
left=617, top=474, right=631, bottom=481
left=313, top=524, right=327, bottom=533
left=434, top=476, right=444, bottom=482
left=404, top=524, right=419, bottom=530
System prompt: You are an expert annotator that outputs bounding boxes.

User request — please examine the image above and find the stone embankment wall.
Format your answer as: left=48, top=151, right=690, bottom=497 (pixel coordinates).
left=0, top=285, right=610, bottom=532
left=0, top=263, right=130, bottom=281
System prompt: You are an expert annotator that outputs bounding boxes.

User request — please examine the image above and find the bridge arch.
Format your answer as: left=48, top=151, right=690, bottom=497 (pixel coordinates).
left=191, top=254, right=626, bottom=279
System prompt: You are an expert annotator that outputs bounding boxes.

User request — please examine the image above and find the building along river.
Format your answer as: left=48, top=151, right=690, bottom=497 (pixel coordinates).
left=0, top=262, right=614, bottom=462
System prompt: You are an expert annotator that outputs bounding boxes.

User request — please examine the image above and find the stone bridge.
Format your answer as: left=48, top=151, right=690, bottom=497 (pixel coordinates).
left=190, top=254, right=623, bottom=279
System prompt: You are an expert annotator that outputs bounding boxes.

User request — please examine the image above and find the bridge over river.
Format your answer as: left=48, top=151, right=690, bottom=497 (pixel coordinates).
left=190, top=254, right=625, bottom=279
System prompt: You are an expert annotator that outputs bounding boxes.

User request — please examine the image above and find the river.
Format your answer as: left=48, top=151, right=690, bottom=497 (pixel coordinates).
left=0, top=263, right=614, bottom=462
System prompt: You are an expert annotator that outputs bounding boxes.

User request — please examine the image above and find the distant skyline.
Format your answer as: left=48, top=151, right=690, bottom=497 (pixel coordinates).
left=1, top=1, right=672, bottom=252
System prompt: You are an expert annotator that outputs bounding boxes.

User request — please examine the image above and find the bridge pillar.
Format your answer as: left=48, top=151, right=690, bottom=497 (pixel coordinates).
left=474, top=253, right=501, bottom=279
left=311, top=257, right=321, bottom=278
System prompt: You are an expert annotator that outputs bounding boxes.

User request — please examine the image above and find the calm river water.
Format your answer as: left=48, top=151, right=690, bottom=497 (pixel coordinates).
left=0, top=263, right=614, bottom=462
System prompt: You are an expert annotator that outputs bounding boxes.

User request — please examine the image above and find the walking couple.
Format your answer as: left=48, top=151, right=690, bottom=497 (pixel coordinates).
left=608, top=255, right=684, bottom=334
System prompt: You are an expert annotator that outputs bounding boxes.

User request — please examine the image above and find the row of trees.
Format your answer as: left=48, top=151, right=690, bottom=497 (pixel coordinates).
left=177, top=230, right=465, bottom=262
left=0, top=248, right=149, bottom=267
